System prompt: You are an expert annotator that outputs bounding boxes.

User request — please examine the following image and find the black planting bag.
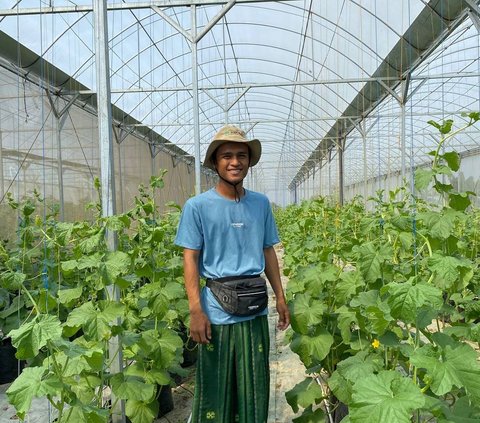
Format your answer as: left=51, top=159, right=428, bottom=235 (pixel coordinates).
left=206, top=275, right=268, bottom=316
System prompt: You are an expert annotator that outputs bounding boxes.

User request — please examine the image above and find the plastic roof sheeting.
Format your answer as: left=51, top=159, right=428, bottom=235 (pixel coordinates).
left=1, top=0, right=480, bottom=204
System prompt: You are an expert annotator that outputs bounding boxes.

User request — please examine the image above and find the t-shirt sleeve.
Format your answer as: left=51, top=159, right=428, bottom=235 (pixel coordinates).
left=174, top=200, right=203, bottom=250
left=263, top=201, right=280, bottom=248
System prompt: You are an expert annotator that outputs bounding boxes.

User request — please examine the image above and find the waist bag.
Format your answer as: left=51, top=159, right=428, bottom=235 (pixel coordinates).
left=206, top=275, right=268, bottom=316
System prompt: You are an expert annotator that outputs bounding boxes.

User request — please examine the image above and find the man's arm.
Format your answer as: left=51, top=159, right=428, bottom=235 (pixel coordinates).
left=263, top=246, right=290, bottom=330
left=183, top=248, right=211, bottom=344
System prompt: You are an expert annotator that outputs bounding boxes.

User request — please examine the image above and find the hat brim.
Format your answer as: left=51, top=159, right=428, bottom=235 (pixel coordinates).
left=203, top=138, right=261, bottom=170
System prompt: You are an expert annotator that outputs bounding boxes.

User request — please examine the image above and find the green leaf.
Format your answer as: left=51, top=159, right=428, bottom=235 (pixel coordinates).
left=296, top=264, right=337, bottom=296
left=138, top=328, right=183, bottom=367
left=427, top=254, right=473, bottom=291
left=349, top=371, right=425, bottom=423
left=365, top=301, right=393, bottom=335
left=6, top=367, right=62, bottom=419
left=285, top=378, right=323, bottom=413
left=102, top=251, right=131, bottom=285
left=335, top=271, right=364, bottom=303
left=433, top=180, right=453, bottom=194
left=9, top=314, right=63, bottom=359
left=415, top=169, right=434, bottom=191
left=54, top=222, right=75, bottom=245
left=77, top=253, right=103, bottom=270
left=440, top=395, right=480, bottom=423
left=389, top=215, right=411, bottom=231
left=436, top=165, right=453, bottom=176
left=417, top=211, right=454, bottom=239
left=2, top=271, right=27, bottom=290
left=386, top=281, right=443, bottom=323
left=350, top=290, right=379, bottom=308
left=442, top=151, right=461, bottom=171
left=461, top=111, right=480, bottom=122
left=336, top=351, right=384, bottom=383
left=353, top=243, right=391, bottom=284
left=61, top=259, right=79, bottom=273
left=105, top=215, right=128, bottom=231
left=59, top=405, right=109, bottom=423
left=336, top=306, right=358, bottom=344
left=125, top=399, right=158, bottom=423
left=79, top=228, right=105, bottom=254
left=111, top=374, right=155, bottom=402
left=289, top=293, right=326, bottom=335
left=449, top=192, right=472, bottom=211
left=124, top=363, right=171, bottom=386
left=48, top=341, right=104, bottom=377
left=57, top=287, right=83, bottom=304
left=166, top=201, right=181, bottom=211
left=0, top=295, right=26, bottom=319
left=328, top=371, right=353, bottom=404
left=66, top=301, right=125, bottom=340
left=290, top=328, right=334, bottom=367
left=292, top=405, right=326, bottom=423
left=428, top=118, right=453, bottom=134
left=410, top=343, right=480, bottom=402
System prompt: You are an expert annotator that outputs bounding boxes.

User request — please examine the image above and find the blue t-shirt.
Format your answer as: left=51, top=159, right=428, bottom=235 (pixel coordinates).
left=174, top=188, right=280, bottom=324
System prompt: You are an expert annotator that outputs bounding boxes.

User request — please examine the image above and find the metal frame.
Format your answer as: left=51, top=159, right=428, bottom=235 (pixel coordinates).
left=1, top=0, right=480, bottom=206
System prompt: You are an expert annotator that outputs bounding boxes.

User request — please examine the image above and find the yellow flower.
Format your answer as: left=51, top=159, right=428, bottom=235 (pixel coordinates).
left=371, top=339, right=380, bottom=349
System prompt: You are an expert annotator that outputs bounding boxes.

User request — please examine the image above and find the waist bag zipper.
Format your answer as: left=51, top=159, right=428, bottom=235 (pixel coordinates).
left=237, top=290, right=266, bottom=297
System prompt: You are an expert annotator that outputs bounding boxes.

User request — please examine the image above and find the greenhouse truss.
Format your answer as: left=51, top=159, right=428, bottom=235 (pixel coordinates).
left=1, top=2, right=480, bottom=423
left=0, top=0, right=480, bottom=212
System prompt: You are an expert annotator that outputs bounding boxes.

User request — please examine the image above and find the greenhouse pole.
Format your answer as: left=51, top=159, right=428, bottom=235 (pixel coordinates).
left=55, top=114, right=68, bottom=221
left=318, top=160, right=323, bottom=197
left=93, top=1, right=125, bottom=422
left=362, top=121, right=368, bottom=203
left=328, top=150, right=332, bottom=198
left=338, top=138, right=344, bottom=206
left=191, top=5, right=201, bottom=195
left=400, top=100, right=406, bottom=180
left=0, top=130, right=3, bottom=199
left=399, top=76, right=410, bottom=181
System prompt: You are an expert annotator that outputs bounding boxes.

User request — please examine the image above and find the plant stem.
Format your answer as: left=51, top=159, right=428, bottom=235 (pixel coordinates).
left=315, top=374, right=334, bottom=423
left=416, top=232, right=433, bottom=257
left=19, top=281, right=41, bottom=315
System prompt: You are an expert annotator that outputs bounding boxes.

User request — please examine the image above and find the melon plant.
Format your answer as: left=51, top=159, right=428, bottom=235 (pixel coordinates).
left=1, top=171, right=189, bottom=423
left=278, top=114, right=480, bottom=423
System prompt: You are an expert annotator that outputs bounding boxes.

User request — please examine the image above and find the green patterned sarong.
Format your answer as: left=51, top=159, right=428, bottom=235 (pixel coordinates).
left=191, top=315, right=270, bottom=423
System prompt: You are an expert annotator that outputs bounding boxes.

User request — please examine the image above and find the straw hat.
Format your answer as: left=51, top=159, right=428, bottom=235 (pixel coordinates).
left=203, top=125, right=261, bottom=170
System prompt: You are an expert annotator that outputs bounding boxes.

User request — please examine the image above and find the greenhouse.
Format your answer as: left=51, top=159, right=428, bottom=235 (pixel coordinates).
left=1, top=1, right=480, bottom=422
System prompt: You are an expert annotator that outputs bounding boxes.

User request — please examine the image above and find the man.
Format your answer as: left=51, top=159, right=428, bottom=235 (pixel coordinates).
left=175, top=125, right=290, bottom=423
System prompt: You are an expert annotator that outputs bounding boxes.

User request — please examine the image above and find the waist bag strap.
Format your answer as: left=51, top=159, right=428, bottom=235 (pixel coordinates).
left=206, top=274, right=261, bottom=283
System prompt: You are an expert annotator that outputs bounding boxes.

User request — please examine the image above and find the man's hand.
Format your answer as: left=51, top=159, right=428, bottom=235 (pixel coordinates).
left=190, top=310, right=212, bottom=344
left=276, top=298, right=290, bottom=331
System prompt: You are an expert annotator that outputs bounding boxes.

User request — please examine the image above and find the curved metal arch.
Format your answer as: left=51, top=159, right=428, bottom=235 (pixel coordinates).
left=193, top=68, right=355, bottom=122
left=105, top=6, right=384, bottom=94
left=130, top=66, right=347, bottom=134
left=201, top=21, right=380, bottom=73
left=35, top=11, right=93, bottom=59
left=276, top=1, right=389, bottom=63
left=413, top=25, right=474, bottom=73
left=101, top=3, right=391, bottom=139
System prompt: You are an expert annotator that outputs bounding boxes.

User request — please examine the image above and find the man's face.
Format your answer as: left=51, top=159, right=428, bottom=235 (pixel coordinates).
left=214, top=142, right=250, bottom=184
